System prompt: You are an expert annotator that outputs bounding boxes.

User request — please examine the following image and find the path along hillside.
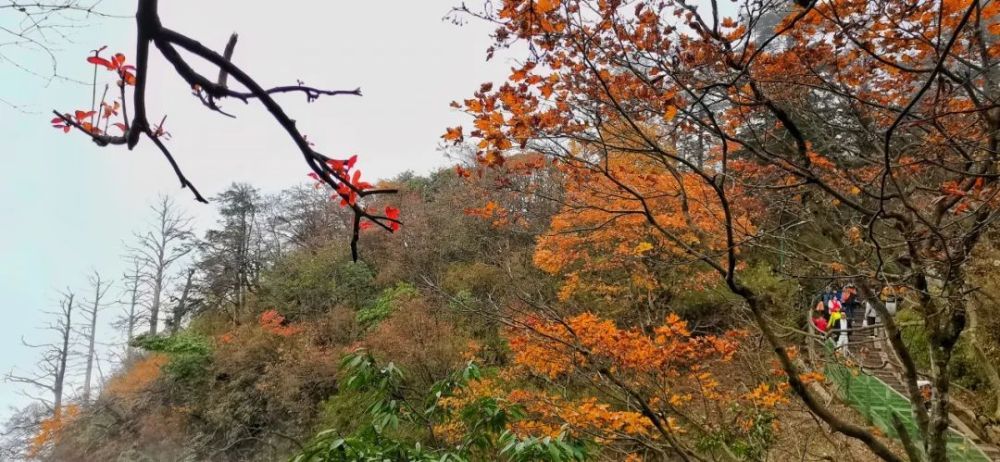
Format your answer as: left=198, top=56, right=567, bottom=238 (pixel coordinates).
left=806, top=299, right=999, bottom=461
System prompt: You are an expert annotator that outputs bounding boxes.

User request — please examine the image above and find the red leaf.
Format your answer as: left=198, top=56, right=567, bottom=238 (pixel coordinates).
left=346, top=154, right=358, bottom=170
left=359, top=221, right=374, bottom=231
left=112, top=123, right=128, bottom=132
left=87, top=56, right=113, bottom=70
left=121, top=71, right=136, bottom=86
left=307, top=172, right=320, bottom=181
left=385, top=206, right=401, bottom=231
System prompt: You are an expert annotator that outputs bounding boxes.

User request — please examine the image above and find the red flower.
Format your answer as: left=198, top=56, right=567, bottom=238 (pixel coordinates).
left=385, top=206, right=401, bottom=231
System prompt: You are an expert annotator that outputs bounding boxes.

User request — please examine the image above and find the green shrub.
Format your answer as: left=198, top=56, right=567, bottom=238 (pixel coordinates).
left=355, top=282, right=418, bottom=328
left=259, top=247, right=377, bottom=315
left=131, top=332, right=212, bottom=383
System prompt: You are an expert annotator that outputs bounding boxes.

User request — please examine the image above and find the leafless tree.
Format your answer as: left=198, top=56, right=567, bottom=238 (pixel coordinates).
left=127, top=195, right=192, bottom=336
left=0, top=402, right=48, bottom=461
left=78, top=270, right=112, bottom=403
left=166, top=267, right=196, bottom=335
left=114, top=257, right=148, bottom=361
left=5, top=290, right=76, bottom=414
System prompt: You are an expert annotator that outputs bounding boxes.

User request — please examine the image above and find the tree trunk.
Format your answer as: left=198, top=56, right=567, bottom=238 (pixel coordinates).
left=925, top=281, right=968, bottom=462
left=969, top=296, right=1000, bottom=420
left=126, top=277, right=139, bottom=361
left=54, top=293, right=73, bottom=415
left=149, top=264, right=163, bottom=335
left=170, top=268, right=195, bottom=335
left=82, top=272, right=109, bottom=404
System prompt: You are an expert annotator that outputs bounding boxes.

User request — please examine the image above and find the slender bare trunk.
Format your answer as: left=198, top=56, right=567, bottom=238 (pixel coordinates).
left=83, top=272, right=111, bottom=404
left=54, top=293, right=73, bottom=415
left=170, top=268, right=195, bottom=335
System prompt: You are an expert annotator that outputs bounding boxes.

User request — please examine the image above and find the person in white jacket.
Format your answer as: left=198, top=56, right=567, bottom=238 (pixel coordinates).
left=863, top=299, right=879, bottom=337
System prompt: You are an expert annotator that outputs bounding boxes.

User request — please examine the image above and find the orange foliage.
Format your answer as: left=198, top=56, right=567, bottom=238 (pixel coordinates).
left=104, top=354, right=169, bottom=398
left=30, top=404, right=80, bottom=458
left=436, top=312, right=783, bottom=451
left=508, top=312, right=742, bottom=379
left=533, top=149, right=758, bottom=300
left=258, top=309, right=302, bottom=337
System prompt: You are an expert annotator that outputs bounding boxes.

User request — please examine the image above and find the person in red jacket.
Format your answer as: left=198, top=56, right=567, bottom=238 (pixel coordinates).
left=813, top=301, right=829, bottom=333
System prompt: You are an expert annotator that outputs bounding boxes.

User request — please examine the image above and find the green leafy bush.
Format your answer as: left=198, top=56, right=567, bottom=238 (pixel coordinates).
left=131, top=332, right=212, bottom=382
left=293, top=352, right=589, bottom=462
left=259, top=247, right=377, bottom=315
left=355, top=282, right=418, bottom=328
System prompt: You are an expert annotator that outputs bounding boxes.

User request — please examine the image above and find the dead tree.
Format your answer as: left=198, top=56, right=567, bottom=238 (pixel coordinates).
left=79, top=271, right=112, bottom=403
left=0, top=402, right=49, bottom=460
left=166, top=267, right=196, bottom=335
left=116, top=257, right=148, bottom=361
left=127, top=195, right=192, bottom=335
left=5, top=290, right=76, bottom=415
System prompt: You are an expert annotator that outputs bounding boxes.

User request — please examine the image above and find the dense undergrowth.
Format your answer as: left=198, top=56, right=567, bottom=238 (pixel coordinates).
left=24, top=164, right=1000, bottom=462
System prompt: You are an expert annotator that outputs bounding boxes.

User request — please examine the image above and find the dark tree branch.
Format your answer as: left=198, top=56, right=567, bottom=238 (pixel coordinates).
left=52, top=0, right=398, bottom=259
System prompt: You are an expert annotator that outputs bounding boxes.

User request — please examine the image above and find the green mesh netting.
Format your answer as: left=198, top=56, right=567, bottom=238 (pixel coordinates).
left=822, top=342, right=990, bottom=461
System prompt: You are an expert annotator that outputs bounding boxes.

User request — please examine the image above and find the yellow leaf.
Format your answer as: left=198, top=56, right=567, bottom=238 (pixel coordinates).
left=664, top=105, right=678, bottom=122
left=634, top=241, right=654, bottom=254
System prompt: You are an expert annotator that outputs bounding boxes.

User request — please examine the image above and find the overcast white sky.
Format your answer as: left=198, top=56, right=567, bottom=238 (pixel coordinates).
left=0, top=0, right=510, bottom=417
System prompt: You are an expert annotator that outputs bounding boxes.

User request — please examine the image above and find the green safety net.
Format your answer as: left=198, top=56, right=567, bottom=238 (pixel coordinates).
left=821, top=342, right=991, bottom=461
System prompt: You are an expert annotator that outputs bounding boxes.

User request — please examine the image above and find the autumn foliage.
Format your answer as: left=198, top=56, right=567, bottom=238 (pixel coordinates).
left=104, top=354, right=169, bottom=398
left=533, top=149, right=758, bottom=302
left=29, top=405, right=80, bottom=458
left=434, top=312, right=784, bottom=458
left=258, top=309, right=303, bottom=337
left=444, top=0, right=1000, bottom=459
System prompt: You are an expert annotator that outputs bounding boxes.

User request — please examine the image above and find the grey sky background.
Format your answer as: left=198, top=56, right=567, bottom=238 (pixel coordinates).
left=0, top=0, right=510, bottom=418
